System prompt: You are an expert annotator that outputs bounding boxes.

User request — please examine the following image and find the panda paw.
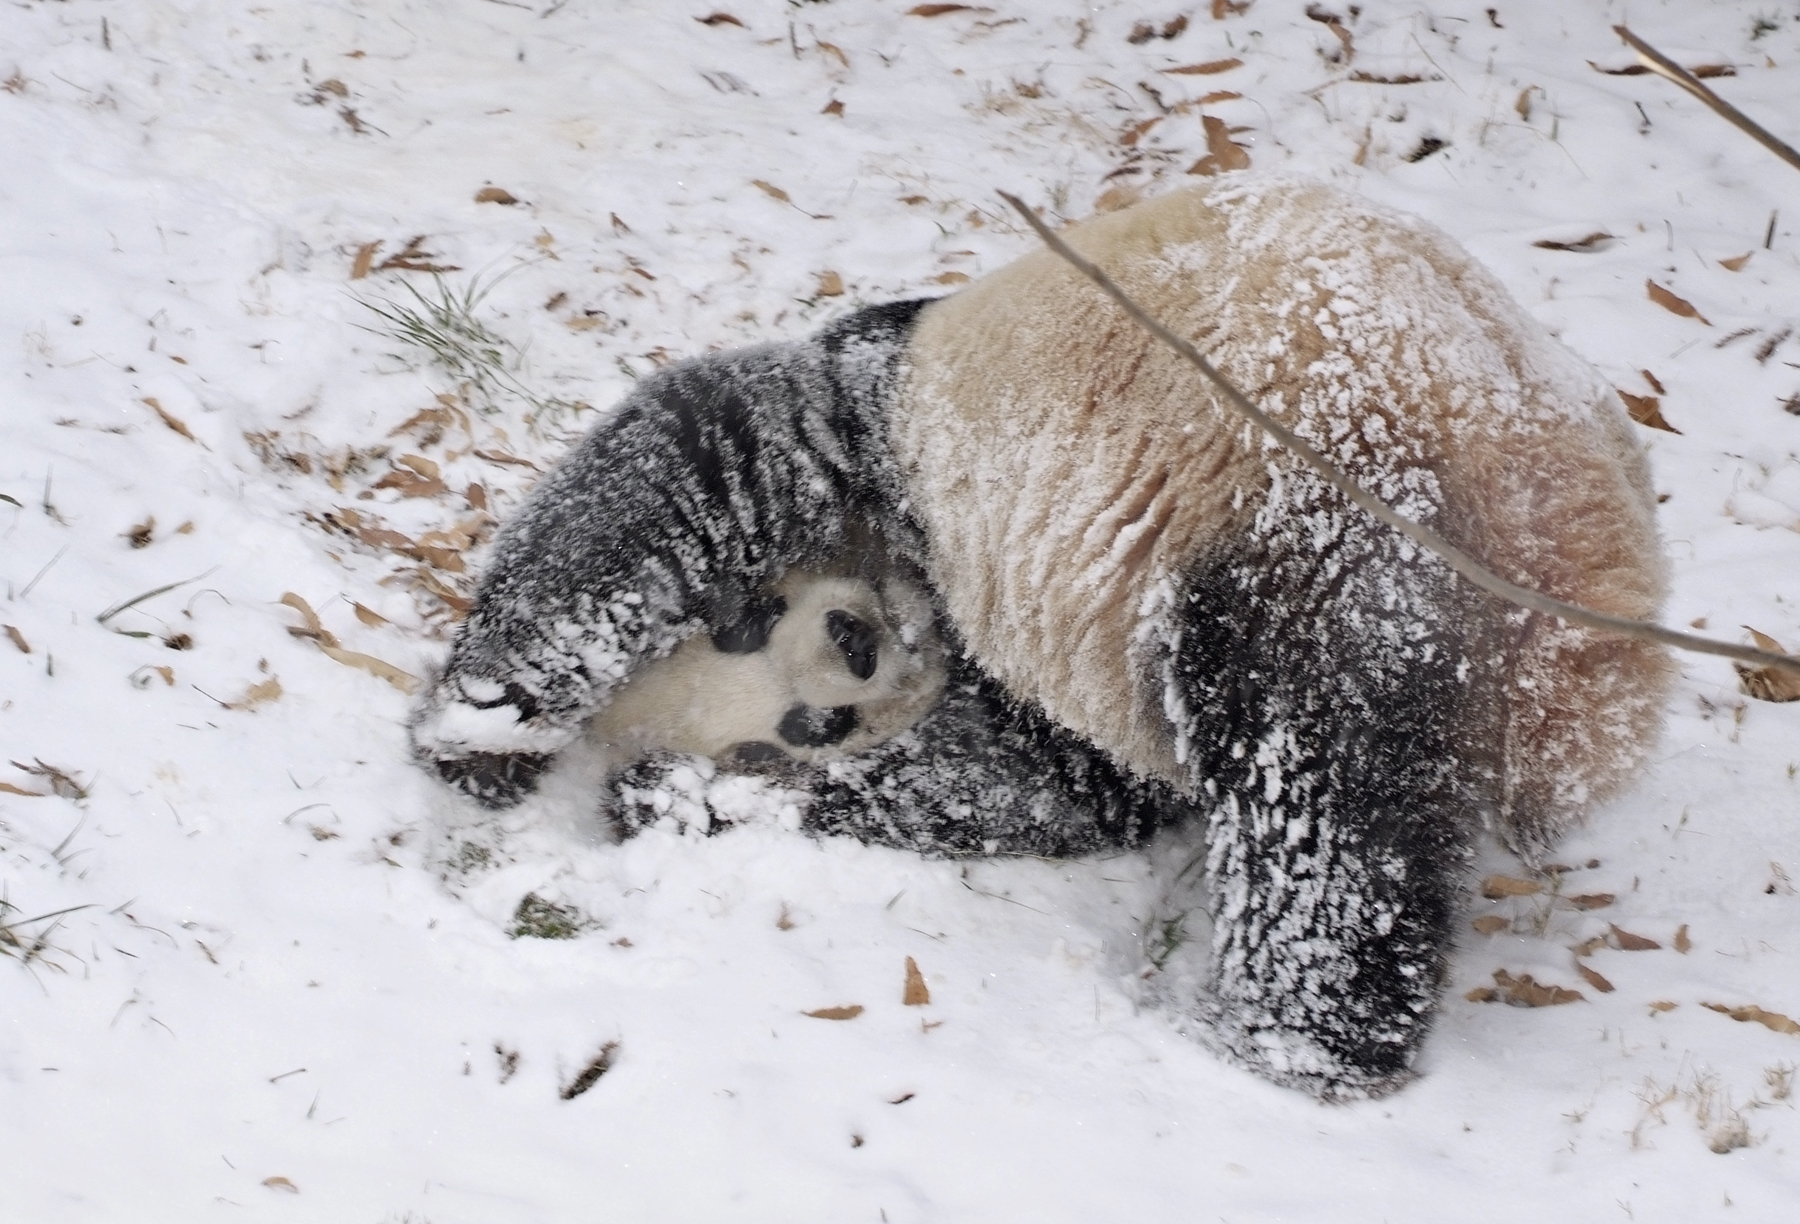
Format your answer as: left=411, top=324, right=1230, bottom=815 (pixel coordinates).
left=1183, top=1001, right=1422, bottom=1102
left=432, top=751, right=553, bottom=809
left=606, top=751, right=810, bottom=839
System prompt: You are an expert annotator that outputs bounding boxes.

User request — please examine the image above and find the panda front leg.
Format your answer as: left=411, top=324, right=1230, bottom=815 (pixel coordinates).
left=1166, top=506, right=1481, bottom=1099
left=411, top=302, right=928, bottom=807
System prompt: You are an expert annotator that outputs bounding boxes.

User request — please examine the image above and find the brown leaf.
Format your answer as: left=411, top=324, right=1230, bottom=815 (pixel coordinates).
left=933, top=271, right=970, bottom=285
left=1167, top=58, right=1243, bottom=75
left=1199, top=90, right=1242, bottom=104
left=352, top=602, right=389, bottom=628
left=397, top=453, right=441, bottom=481
left=229, top=677, right=283, bottom=711
left=1187, top=114, right=1252, bottom=176
left=908, top=4, right=978, bottom=15
left=1471, top=915, right=1510, bottom=935
left=372, top=468, right=449, bottom=499
left=1610, top=923, right=1661, bottom=951
left=1590, top=61, right=1735, bottom=78
left=1736, top=627, right=1800, bottom=703
left=413, top=569, right=473, bottom=617
left=1575, top=962, right=1616, bottom=993
left=805, top=1004, right=865, bottom=1020
left=320, top=645, right=418, bottom=694
left=1492, top=969, right=1583, bottom=1007
left=815, top=270, right=845, bottom=297
left=1566, top=893, right=1615, bottom=910
left=903, top=956, right=931, bottom=1006
left=356, top=525, right=417, bottom=554
left=1481, top=874, right=1542, bottom=899
left=124, top=516, right=155, bottom=549
left=1719, top=251, right=1753, bottom=272
left=0, top=781, right=46, bottom=797
left=475, top=186, right=518, bottom=206
left=465, top=483, right=488, bottom=511
left=1618, top=390, right=1680, bottom=434
left=1211, top=0, right=1253, bottom=18
left=821, top=97, right=844, bottom=116
left=1532, top=231, right=1614, bottom=252
left=1674, top=923, right=1692, bottom=953
left=280, top=593, right=340, bottom=648
left=1572, top=933, right=1610, bottom=958
left=350, top=241, right=380, bottom=280
left=1703, top=1001, right=1800, bottom=1036
left=1649, top=1000, right=1678, bottom=1013
left=473, top=448, right=540, bottom=470
left=1465, top=986, right=1498, bottom=1003
left=696, top=12, right=744, bottom=27
left=752, top=179, right=791, bottom=203
left=1640, top=368, right=1666, bottom=394
left=153, top=665, right=174, bottom=686
left=261, top=1176, right=299, bottom=1193
left=4, top=625, right=29, bottom=654
left=1646, top=279, right=1712, bottom=325
left=1349, top=71, right=1435, bottom=84
left=142, top=397, right=198, bottom=443
left=1121, top=116, right=1162, bottom=147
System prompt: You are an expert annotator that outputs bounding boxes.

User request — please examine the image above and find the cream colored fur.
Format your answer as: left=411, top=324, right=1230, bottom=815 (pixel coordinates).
left=591, top=569, right=945, bottom=765
left=894, top=176, right=1671, bottom=852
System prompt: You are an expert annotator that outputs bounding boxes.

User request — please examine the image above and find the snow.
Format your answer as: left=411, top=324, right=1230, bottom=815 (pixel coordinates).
left=3, top=0, right=1799, bottom=1219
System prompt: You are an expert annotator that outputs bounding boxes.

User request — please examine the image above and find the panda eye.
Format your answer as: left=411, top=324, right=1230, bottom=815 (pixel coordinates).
left=825, top=610, right=877, bottom=680
left=711, top=595, right=788, bottom=654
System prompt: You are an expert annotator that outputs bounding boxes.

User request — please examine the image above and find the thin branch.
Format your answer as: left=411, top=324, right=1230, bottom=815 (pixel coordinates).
left=1614, top=25, right=1800, bottom=176
left=996, top=191, right=1800, bottom=679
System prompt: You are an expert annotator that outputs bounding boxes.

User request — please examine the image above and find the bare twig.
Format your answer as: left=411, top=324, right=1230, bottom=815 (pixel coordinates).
left=1614, top=25, right=1800, bottom=176
left=996, top=191, right=1800, bottom=679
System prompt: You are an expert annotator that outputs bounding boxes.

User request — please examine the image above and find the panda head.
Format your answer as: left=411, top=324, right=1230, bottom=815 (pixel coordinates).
left=590, top=564, right=946, bottom=768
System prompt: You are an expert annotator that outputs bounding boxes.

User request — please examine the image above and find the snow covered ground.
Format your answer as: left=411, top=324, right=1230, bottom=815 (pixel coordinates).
left=4, top=0, right=1800, bottom=1219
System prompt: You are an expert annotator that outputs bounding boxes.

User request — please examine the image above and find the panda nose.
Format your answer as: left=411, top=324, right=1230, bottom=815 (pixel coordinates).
left=826, top=610, right=878, bottom=680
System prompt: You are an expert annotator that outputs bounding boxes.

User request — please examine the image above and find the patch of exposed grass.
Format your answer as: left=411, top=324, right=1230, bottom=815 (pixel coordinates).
left=507, top=892, right=594, bottom=940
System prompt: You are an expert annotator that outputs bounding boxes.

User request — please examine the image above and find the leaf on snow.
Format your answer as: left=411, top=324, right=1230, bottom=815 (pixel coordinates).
left=1646, top=279, right=1711, bottom=325
left=1532, top=231, right=1614, bottom=252
left=229, top=677, right=284, bottom=710
left=1735, top=627, right=1800, bottom=703
left=696, top=13, right=745, bottom=28
left=1617, top=390, right=1680, bottom=433
left=262, top=1176, right=299, bottom=1193
left=1674, top=923, right=1692, bottom=953
left=1702, top=1001, right=1800, bottom=1036
left=4, top=624, right=29, bottom=653
left=0, top=781, right=47, bottom=797
left=1565, top=893, right=1615, bottom=910
left=752, top=179, right=791, bottom=204
left=804, top=1005, right=865, bottom=1020
left=1480, top=874, right=1542, bottom=898
left=1491, top=969, right=1583, bottom=1007
left=320, top=645, right=418, bottom=694
left=1166, top=58, right=1244, bottom=75
left=906, top=4, right=983, bottom=15
left=903, top=957, right=931, bottom=1006
left=1719, top=251, right=1753, bottom=272
left=1470, top=915, right=1509, bottom=935
left=474, top=186, right=519, bottom=206
left=1574, top=962, right=1615, bottom=993
left=1610, top=923, right=1661, bottom=951
left=1187, top=114, right=1252, bottom=176
left=143, top=397, right=203, bottom=445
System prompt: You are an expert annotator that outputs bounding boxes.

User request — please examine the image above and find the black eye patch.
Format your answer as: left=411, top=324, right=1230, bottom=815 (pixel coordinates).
left=777, top=703, right=859, bottom=748
left=711, top=595, right=788, bottom=654
left=825, top=610, right=877, bottom=680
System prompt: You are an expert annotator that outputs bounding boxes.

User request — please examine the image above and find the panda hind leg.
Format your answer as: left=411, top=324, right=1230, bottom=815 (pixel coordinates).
left=1168, top=525, right=1482, bottom=1099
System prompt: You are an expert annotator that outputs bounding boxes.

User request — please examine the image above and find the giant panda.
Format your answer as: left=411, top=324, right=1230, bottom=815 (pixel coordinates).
left=411, top=176, right=1672, bottom=1099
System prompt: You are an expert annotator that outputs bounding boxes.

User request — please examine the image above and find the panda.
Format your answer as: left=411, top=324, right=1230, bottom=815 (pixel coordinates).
left=411, top=176, right=1672, bottom=1099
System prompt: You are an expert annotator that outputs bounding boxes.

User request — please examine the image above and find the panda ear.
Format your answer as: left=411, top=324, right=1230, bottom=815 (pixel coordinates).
left=711, top=595, right=789, bottom=654
left=826, top=610, right=878, bottom=680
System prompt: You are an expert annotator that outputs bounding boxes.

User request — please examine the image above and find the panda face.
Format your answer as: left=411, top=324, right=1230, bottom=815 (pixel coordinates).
left=589, top=566, right=946, bottom=768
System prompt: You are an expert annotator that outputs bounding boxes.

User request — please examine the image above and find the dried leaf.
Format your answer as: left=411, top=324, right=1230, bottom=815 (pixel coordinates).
left=1566, top=893, right=1615, bottom=910
left=350, top=241, right=380, bottom=280
left=0, top=781, right=46, bottom=797
left=1492, top=969, right=1583, bottom=1007
left=397, top=453, right=441, bottom=481
left=261, top=1176, right=299, bottom=1193
left=815, top=270, right=844, bottom=297
left=1703, top=1002, right=1800, bottom=1036
left=1649, top=1000, right=1678, bottom=1013
left=1167, top=58, right=1243, bottom=75
left=1646, top=280, right=1712, bottom=325
left=1610, top=923, right=1661, bottom=951
left=821, top=98, right=844, bottom=116
left=1211, top=0, right=1253, bottom=17
left=903, top=957, right=931, bottom=1006
left=352, top=602, right=389, bottom=628
left=804, top=1004, right=865, bottom=1020
left=1481, top=874, right=1542, bottom=899
left=279, top=593, right=340, bottom=648
left=751, top=179, right=791, bottom=204
left=230, top=677, right=283, bottom=710
left=142, top=397, right=198, bottom=443
left=907, top=4, right=977, bottom=15
left=1572, top=933, right=1610, bottom=958
left=153, top=665, right=174, bottom=685
left=474, top=186, right=518, bottom=206
left=1589, top=61, right=1735, bottom=78
left=4, top=625, right=29, bottom=654
left=1199, top=90, right=1242, bottom=104
left=1471, top=915, right=1509, bottom=935
left=1349, top=71, right=1435, bottom=84
left=1674, top=923, right=1692, bottom=953
left=1465, top=986, right=1498, bottom=1002
left=1736, top=628, right=1800, bottom=703
left=1618, top=390, right=1680, bottom=433
left=695, top=12, right=744, bottom=27
left=372, top=468, right=449, bottom=499
left=933, top=271, right=970, bottom=285
left=1640, top=368, right=1666, bottom=394
left=1532, top=231, right=1614, bottom=252
left=474, top=448, right=540, bottom=470
left=465, top=483, right=488, bottom=511
left=1575, top=962, right=1616, bottom=993
left=1187, top=114, right=1251, bottom=176
left=320, top=645, right=418, bottom=694
left=1720, top=251, right=1753, bottom=272
left=1120, top=116, right=1162, bottom=146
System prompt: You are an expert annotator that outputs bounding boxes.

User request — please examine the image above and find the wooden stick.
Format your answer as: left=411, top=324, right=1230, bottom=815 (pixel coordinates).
left=1614, top=25, right=1800, bottom=176
left=996, top=190, right=1800, bottom=678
